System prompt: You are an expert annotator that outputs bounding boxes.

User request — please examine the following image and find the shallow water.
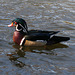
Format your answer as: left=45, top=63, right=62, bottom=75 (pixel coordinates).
left=0, top=0, right=75, bottom=75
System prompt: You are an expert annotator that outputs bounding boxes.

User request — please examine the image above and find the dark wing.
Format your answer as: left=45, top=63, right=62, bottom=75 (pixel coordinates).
left=25, top=30, right=59, bottom=41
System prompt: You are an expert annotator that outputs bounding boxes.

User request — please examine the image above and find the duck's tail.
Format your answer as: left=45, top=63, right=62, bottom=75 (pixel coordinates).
left=47, top=36, right=70, bottom=45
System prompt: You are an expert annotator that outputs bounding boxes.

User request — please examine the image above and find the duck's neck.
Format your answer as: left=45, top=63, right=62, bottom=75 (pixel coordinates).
left=13, top=31, right=25, bottom=45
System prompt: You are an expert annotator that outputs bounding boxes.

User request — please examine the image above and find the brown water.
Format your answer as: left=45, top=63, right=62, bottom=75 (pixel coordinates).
left=0, top=0, right=75, bottom=75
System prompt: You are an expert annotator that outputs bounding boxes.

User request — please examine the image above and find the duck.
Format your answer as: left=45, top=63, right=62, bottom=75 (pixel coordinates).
left=8, top=18, right=70, bottom=46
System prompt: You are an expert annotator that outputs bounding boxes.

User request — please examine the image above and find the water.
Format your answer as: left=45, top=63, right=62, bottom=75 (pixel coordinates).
left=0, top=0, right=75, bottom=75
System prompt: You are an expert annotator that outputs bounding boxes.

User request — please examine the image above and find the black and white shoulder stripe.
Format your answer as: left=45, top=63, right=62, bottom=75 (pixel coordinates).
left=20, top=36, right=26, bottom=46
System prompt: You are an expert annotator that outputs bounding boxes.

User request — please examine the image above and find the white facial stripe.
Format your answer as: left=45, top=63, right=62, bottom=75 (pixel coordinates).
left=16, top=24, right=27, bottom=33
left=16, top=24, right=22, bottom=31
left=19, top=24, right=27, bottom=33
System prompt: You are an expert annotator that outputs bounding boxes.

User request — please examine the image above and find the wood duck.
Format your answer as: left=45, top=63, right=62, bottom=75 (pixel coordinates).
left=8, top=18, right=70, bottom=46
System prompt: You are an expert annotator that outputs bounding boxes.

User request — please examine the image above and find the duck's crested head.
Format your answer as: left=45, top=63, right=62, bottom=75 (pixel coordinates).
left=8, top=18, right=28, bottom=33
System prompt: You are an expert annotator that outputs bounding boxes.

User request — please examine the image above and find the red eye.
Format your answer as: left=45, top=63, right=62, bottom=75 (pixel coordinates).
left=15, top=22, right=17, bottom=24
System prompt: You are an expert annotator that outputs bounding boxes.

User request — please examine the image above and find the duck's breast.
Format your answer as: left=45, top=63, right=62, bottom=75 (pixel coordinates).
left=13, top=31, right=24, bottom=45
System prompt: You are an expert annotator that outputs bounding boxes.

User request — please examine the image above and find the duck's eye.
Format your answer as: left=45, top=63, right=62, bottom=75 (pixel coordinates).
left=14, top=22, right=17, bottom=24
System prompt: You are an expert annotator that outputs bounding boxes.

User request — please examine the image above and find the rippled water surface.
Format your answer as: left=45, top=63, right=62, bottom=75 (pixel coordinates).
left=0, top=0, right=75, bottom=75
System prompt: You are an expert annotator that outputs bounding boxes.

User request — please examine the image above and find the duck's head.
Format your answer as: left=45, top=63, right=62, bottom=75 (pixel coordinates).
left=8, top=18, right=28, bottom=33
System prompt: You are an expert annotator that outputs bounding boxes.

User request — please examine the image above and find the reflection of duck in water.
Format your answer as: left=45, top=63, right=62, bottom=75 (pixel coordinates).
left=8, top=43, right=68, bottom=68
left=8, top=18, right=70, bottom=46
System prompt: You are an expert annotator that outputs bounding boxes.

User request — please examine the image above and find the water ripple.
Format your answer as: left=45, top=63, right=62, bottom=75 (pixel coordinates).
left=0, top=0, right=75, bottom=75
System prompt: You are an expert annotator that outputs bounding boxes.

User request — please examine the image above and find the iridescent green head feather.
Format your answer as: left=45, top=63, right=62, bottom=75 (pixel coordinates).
left=8, top=18, right=28, bottom=33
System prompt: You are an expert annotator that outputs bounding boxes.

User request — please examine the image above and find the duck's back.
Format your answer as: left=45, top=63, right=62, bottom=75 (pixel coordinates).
left=25, top=30, right=59, bottom=41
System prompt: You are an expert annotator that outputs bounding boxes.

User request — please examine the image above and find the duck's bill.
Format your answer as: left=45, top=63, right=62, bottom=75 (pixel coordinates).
left=8, top=23, right=16, bottom=27
left=8, top=23, right=13, bottom=27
